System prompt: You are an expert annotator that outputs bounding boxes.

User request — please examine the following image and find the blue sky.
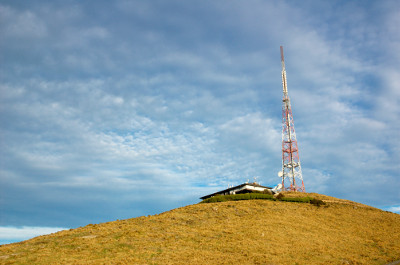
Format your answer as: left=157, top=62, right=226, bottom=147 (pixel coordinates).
left=1, top=0, right=399, bottom=244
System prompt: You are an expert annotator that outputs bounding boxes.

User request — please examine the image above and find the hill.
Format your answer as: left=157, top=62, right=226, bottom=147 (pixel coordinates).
left=1, top=193, right=399, bottom=264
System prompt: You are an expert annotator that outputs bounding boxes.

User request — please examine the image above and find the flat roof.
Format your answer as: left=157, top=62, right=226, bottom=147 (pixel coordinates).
left=200, top=182, right=272, bottom=200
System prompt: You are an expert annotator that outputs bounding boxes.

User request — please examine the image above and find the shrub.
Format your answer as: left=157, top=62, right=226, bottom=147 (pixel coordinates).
left=262, top=189, right=273, bottom=195
left=200, top=193, right=317, bottom=205
left=310, top=198, right=326, bottom=207
left=200, top=193, right=274, bottom=203
left=203, top=195, right=229, bottom=203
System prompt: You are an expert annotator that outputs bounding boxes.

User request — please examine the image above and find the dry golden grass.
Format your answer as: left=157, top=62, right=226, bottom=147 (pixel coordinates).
left=1, top=193, right=399, bottom=264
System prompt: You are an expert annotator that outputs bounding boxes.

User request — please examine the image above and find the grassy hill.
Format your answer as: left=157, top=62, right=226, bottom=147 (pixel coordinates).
left=1, top=192, right=399, bottom=264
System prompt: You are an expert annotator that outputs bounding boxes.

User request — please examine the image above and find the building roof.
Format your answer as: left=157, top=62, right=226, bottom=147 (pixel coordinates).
left=200, top=182, right=272, bottom=200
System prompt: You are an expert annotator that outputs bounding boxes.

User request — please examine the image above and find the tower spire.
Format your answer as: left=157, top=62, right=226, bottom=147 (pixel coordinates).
left=280, top=46, right=305, bottom=192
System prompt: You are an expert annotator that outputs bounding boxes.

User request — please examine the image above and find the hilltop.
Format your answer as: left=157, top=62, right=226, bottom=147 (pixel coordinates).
left=1, top=193, right=399, bottom=264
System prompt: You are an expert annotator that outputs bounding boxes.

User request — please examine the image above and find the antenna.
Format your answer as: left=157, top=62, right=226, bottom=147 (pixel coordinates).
left=280, top=46, right=285, bottom=62
left=279, top=46, right=305, bottom=192
left=280, top=46, right=288, bottom=96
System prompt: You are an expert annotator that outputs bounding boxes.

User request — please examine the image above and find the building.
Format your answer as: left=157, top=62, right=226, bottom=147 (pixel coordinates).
left=200, top=182, right=272, bottom=200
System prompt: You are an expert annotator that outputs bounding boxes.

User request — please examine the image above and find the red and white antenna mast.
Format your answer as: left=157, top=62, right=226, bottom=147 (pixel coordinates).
left=279, top=46, right=305, bottom=192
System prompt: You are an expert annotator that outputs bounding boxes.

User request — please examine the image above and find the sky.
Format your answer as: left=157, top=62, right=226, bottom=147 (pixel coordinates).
left=1, top=0, right=399, bottom=244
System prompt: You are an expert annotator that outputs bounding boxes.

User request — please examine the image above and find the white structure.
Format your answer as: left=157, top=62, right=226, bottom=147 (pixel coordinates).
left=200, top=182, right=272, bottom=200
left=271, top=183, right=283, bottom=194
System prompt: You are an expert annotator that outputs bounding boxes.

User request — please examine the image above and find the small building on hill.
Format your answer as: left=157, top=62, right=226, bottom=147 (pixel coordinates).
left=200, top=182, right=272, bottom=200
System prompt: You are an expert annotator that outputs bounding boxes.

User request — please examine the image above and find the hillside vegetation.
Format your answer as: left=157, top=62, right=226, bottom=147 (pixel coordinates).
left=1, top=193, right=399, bottom=264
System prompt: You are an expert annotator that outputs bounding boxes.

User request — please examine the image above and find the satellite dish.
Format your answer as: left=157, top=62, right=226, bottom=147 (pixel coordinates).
left=278, top=171, right=283, bottom=177
left=272, top=183, right=283, bottom=193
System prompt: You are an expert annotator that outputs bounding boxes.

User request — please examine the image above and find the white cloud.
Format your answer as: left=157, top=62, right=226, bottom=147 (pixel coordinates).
left=0, top=5, right=47, bottom=39
left=0, top=226, right=68, bottom=244
left=302, top=168, right=331, bottom=194
left=219, top=112, right=280, bottom=153
left=385, top=206, right=400, bottom=214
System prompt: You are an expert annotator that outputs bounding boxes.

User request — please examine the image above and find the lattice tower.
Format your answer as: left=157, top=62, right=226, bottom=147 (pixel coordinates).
left=280, top=46, right=305, bottom=192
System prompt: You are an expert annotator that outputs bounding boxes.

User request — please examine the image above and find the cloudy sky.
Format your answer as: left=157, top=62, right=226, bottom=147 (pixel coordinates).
left=1, top=0, right=399, bottom=244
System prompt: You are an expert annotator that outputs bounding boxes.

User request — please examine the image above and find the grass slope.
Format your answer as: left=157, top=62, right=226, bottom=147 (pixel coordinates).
left=1, top=193, right=399, bottom=264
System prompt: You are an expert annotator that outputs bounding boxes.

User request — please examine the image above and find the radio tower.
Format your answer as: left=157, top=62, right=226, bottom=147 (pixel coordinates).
left=279, top=46, right=305, bottom=192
